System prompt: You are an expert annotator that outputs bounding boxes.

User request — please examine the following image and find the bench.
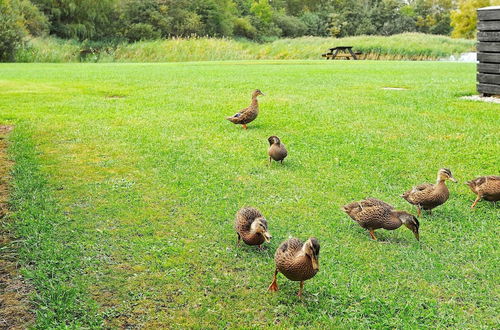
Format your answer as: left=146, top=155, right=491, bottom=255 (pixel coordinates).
left=322, top=46, right=363, bottom=60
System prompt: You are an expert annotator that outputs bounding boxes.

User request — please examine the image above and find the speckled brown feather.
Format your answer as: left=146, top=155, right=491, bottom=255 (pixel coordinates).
left=466, top=176, right=500, bottom=202
left=268, top=136, right=287, bottom=162
left=234, top=207, right=267, bottom=246
left=343, top=198, right=402, bottom=230
left=402, top=182, right=449, bottom=210
left=227, top=92, right=260, bottom=125
left=274, top=238, right=318, bottom=281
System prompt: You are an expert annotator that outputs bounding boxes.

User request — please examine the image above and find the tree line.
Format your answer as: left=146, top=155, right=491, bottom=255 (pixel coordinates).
left=1, top=0, right=497, bottom=61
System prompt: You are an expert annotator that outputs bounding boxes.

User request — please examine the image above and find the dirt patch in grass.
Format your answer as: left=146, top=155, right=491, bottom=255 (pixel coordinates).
left=105, top=95, right=126, bottom=99
left=0, top=125, right=35, bottom=330
left=381, top=87, right=407, bottom=90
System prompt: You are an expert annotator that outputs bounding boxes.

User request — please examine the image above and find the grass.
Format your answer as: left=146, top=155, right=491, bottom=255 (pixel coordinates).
left=0, top=60, right=498, bottom=328
left=14, top=33, right=476, bottom=63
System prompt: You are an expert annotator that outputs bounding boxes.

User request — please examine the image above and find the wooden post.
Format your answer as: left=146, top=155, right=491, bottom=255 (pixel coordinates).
left=477, top=6, right=500, bottom=96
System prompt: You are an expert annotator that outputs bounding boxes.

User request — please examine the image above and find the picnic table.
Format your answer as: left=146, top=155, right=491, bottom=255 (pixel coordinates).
left=322, top=46, right=362, bottom=60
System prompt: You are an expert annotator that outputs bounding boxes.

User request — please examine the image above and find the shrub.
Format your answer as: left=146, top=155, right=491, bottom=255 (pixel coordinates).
left=233, top=16, right=257, bottom=39
left=0, top=0, right=26, bottom=61
left=17, top=0, right=49, bottom=36
left=273, top=14, right=307, bottom=37
left=125, top=23, right=161, bottom=42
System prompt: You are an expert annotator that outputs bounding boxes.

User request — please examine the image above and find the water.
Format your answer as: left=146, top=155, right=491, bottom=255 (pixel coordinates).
left=440, top=52, right=477, bottom=62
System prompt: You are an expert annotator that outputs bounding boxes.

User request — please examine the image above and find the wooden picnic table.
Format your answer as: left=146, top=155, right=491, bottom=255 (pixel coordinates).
left=322, top=46, right=360, bottom=60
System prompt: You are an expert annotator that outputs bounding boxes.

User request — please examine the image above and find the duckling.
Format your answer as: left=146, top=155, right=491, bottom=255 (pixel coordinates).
left=466, top=176, right=500, bottom=208
left=343, top=198, right=420, bottom=241
left=268, top=237, right=320, bottom=297
left=226, top=89, right=264, bottom=130
left=234, top=207, right=271, bottom=249
left=401, top=168, right=457, bottom=216
left=268, top=136, right=287, bottom=164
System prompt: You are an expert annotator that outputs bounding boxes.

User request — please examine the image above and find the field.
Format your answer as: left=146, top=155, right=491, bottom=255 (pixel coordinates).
left=16, top=33, right=476, bottom=63
left=0, top=60, right=499, bottom=328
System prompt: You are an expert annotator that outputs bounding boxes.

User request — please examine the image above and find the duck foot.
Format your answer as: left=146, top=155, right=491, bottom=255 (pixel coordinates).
left=242, top=124, right=248, bottom=130
left=297, top=281, right=304, bottom=297
left=268, top=270, right=278, bottom=292
left=471, top=196, right=480, bottom=208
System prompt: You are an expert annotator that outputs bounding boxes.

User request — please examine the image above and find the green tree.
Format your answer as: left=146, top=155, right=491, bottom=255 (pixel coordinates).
left=31, top=0, right=117, bottom=40
left=192, top=0, right=235, bottom=37
left=451, top=0, right=498, bottom=38
left=0, top=0, right=26, bottom=61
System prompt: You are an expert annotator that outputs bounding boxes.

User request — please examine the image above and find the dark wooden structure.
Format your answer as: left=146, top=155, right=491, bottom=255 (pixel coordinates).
left=477, top=6, right=500, bottom=96
left=322, top=46, right=363, bottom=60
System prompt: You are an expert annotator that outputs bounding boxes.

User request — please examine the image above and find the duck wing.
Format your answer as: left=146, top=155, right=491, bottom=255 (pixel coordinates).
left=227, top=106, right=252, bottom=124
left=235, top=207, right=263, bottom=233
left=350, top=199, right=392, bottom=229
left=402, top=183, right=434, bottom=204
left=275, top=238, right=303, bottom=260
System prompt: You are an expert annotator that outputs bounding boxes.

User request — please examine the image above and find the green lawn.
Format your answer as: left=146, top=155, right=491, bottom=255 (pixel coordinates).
left=0, top=61, right=499, bottom=328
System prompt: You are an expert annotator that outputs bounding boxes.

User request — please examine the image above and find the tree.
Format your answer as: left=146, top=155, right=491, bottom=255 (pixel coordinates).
left=0, top=0, right=26, bottom=61
left=31, top=0, right=117, bottom=40
left=451, top=0, right=497, bottom=39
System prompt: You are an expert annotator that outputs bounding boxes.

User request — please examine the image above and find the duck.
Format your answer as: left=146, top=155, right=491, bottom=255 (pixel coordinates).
left=401, top=168, right=457, bottom=216
left=226, top=89, right=264, bottom=129
left=268, top=237, right=320, bottom=296
left=268, top=136, right=287, bottom=164
left=342, top=198, right=420, bottom=241
left=234, top=207, right=271, bottom=249
left=466, top=176, right=500, bottom=208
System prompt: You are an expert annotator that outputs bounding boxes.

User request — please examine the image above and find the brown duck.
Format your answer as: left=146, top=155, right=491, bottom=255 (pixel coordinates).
left=466, top=176, right=500, bottom=208
left=268, top=136, right=287, bottom=164
left=401, top=168, right=457, bottom=216
left=226, top=89, right=264, bottom=129
left=268, top=237, right=319, bottom=296
left=234, top=207, right=271, bottom=249
left=343, top=198, right=420, bottom=241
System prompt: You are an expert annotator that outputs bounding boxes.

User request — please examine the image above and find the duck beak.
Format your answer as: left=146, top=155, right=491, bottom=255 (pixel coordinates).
left=450, top=176, right=458, bottom=183
left=264, top=232, right=272, bottom=243
left=414, top=232, right=420, bottom=241
left=311, top=255, right=319, bottom=271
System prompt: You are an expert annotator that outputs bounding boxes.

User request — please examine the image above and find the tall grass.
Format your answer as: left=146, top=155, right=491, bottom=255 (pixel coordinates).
left=15, top=33, right=475, bottom=63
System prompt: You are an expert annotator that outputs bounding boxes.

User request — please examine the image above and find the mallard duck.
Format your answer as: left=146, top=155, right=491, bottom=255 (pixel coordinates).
left=234, top=207, right=271, bottom=249
left=466, top=176, right=500, bottom=208
left=268, top=237, right=319, bottom=296
left=226, top=89, right=264, bottom=129
left=342, top=198, right=420, bottom=241
left=401, top=168, right=457, bottom=216
left=268, top=136, right=287, bottom=164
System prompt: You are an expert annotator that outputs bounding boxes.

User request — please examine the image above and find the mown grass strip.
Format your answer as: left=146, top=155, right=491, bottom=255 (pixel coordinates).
left=7, top=126, right=103, bottom=328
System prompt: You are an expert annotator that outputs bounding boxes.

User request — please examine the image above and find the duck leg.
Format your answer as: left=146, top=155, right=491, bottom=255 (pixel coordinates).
left=237, top=233, right=241, bottom=246
left=471, top=196, right=481, bottom=208
left=297, top=281, right=304, bottom=297
left=417, top=206, right=421, bottom=217
left=369, top=229, right=377, bottom=240
left=268, top=269, right=279, bottom=292
left=242, top=124, right=248, bottom=130
left=269, top=156, right=272, bottom=165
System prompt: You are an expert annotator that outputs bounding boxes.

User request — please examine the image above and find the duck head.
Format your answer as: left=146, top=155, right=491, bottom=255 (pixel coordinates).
left=251, top=217, right=271, bottom=243
left=252, top=89, right=264, bottom=98
left=303, top=237, right=320, bottom=271
left=398, top=211, right=420, bottom=241
left=437, top=168, right=457, bottom=183
left=268, top=136, right=281, bottom=145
